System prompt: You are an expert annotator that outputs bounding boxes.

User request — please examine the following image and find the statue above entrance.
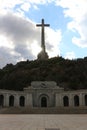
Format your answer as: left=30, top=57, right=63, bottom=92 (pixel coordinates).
left=31, top=81, right=58, bottom=88
left=36, top=19, right=50, bottom=60
left=24, top=81, right=64, bottom=91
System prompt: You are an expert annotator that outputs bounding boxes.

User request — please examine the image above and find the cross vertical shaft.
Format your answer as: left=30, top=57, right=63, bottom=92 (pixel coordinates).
left=36, top=19, right=50, bottom=52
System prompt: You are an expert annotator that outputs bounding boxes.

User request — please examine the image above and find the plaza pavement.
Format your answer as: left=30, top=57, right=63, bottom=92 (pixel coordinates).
left=0, top=114, right=87, bottom=130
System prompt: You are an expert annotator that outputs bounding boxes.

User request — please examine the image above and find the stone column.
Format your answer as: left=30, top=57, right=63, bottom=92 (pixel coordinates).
left=4, top=93, right=9, bottom=107
left=81, top=94, right=86, bottom=106
left=56, top=94, right=63, bottom=107
left=14, top=95, right=19, bottom=107
left=48, top=94, right=53, bottom=107
left=82, top=94, right=85, bottom=106
left=55, top=94, right=59, bottom=107
left=69, top=94, right=73, bottom=107
left=79, top=93, right=84, bottom=106
left=61, top=95, right=64, bottom=106
left=25, top=93, right=32, bottom=107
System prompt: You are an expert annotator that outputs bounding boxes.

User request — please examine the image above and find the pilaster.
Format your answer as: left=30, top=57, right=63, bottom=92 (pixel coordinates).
left=4, top=93, right=9, bottom=107
left=25, top=93, right=32, bottom=107
left=14, top=95, right=19, bottom=107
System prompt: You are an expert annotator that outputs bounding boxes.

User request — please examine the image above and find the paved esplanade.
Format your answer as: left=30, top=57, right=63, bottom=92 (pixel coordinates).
left=0, top=114, right=87, bottom=130
left=36, top=19, right=50, bottom=52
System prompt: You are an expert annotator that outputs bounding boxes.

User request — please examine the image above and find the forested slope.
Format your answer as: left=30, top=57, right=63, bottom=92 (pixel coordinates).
left=0, top=56, right=87, bottom=91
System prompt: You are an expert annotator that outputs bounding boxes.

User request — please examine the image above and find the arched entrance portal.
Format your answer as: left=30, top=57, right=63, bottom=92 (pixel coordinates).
left=74, top=95, right=79, bottom=106
left=63, top=96, right=69, bottom=107
left=19, top=96, right=25, bottom=107
left=9, top=95, right=14, bottom=107
left=41, top=97, right=47, bottom=107
left=85, top=95, right=87, bottom=106
left=0, top=95, right=4, bottom=107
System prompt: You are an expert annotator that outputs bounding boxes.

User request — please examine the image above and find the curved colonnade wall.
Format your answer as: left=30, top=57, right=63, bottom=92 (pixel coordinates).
left=0, top=89, right=87, bottom=108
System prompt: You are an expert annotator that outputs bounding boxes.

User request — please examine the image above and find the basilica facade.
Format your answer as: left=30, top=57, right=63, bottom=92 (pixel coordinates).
left=0, top=81, right=87, bottom=108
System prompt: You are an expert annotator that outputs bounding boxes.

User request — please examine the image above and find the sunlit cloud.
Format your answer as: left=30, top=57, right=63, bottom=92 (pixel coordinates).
left=55, top=0, right=87, bottom=48
left=30, top=41, right=41, bottom=57
left=0, top=35, right=14, bottom=49
left=65, top=51, right=76, bottom=60
left=46, top=28, right=62, bottom=57
left=20, top=3, right=31, bottom=12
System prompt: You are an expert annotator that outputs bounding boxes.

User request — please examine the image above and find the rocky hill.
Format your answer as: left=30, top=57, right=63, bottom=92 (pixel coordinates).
left=0, top=56, right=87, bottom=91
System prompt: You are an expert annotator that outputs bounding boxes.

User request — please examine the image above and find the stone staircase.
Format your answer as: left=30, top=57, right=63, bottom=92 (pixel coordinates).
left=0, top=107, right=87, bottom=114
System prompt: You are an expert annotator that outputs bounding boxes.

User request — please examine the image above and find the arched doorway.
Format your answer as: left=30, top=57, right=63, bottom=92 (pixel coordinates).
left=41, top=97, right=47, bottom=107
left=74, top=95, right=79, bottom=106
left=0, top=95, right=4, bottom=107
left=85, top=95, right=87, bottom=106
left=19, top=96, right=25, bottom=107
left=9, top=95, right=14, bottom=107
left=63, top=96, right=69, bottom=107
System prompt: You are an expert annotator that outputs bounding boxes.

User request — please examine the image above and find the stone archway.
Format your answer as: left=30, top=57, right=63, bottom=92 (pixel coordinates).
left=39, top=94, right=49, bottom=107
left=9, top=95, right=14, bottom=107
left=19, top=96, right=25, bottom=107
left=41, top=97, right=47, bottom=107
left=63, top=96, right=69, bottom=107
left=74, top=95, right=79, bottom=106
left=0, top=95, right=4, bottom=107
left=85, top=95, right=87, bottom=106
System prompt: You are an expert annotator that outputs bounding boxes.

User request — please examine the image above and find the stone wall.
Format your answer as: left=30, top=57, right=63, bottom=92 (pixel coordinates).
left=0, top=89, right=32, bottom=107
left=0, top=88, right=87, bottom=108
left=56, top=89, right=87, bottom=107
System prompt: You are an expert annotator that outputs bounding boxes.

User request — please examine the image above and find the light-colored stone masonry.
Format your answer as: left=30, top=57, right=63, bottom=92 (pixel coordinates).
left=0, top=81, right=87, bottom=108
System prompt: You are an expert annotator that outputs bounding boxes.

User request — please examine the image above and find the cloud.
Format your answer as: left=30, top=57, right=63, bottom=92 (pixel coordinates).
left=0, top=12, right=39, bottom=48
left=0, top=47, right=20, bottom=68
left=0, top=13, right=39, bottom=68
left=0, top=0, right=54, bottom=15
left=46, top=28, right=62, bottom=57
left=20, top=3, right=31, bottom=12
left=0, top=46, right=34, bottom=68
left=0, top=13, right=39, bottom=42
left=65, top=51, right=76, bottom=60
left=55, top=0, right=87, bottom=48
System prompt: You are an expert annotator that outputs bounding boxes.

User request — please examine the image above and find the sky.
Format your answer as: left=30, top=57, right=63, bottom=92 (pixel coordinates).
left=0, top=0, right=87, bottom=68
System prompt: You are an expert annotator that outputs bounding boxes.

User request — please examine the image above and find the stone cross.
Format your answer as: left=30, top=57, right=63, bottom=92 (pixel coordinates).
left=36, top=19, right=50, bottom=52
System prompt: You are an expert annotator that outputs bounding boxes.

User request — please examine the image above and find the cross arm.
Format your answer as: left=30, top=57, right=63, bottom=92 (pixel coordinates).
left=36, top=24, right=42, bottom=27
left=44, top=24, right=50, bottom=27
left=36, top=24, right=50, bottom=27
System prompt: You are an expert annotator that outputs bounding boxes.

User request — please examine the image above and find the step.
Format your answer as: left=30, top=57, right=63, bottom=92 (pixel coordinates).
left=0, top=107, right=87, bottom=114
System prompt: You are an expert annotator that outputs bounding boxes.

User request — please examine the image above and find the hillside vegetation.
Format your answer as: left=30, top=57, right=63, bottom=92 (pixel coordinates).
left=0, top=56, right=87, bottom=91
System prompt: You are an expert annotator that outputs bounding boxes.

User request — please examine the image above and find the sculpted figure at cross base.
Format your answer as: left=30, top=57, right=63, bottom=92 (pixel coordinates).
left=36, top=19, right=50, bottom=60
